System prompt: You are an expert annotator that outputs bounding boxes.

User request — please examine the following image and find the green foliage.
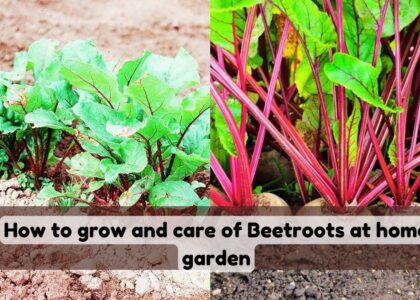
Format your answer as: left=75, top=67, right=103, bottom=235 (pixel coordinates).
left=211, top=0, right=262, bottom=12
left=343, top=0, right=376, bottom=63
left=324, top=53, right=400, bottom=113
left=1, top=39, right=209, bottom=208
left=274, top=0, right=336, bottom=59
left=355, top=0, right=420, bottom=37
left=213, top=98, right=243, bottom=156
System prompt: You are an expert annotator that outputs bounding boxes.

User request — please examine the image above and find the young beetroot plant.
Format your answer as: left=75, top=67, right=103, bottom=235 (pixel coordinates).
left=1, top=39, right=210, bottom=209
left=210, top=0, right=420, bottom=212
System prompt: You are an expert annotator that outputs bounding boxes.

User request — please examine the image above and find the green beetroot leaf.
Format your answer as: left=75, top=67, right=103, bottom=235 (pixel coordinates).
left=61, top=40, right=107, bottom=69
left=295, top=56, right=333, bottom=97
left=343, top=0, right=376, bottom=63
left=210, top=9, right=246, bottom=53
left=118, top=166, right=156, bottom=206
left=324, top=53, right=400, bottom=113
left=61, top=59, right=125, bottom=108
left=214, top=98, right=243, bottom=156
left=180, top=87, right=210, bottom=130
left=72, top=100, right=141, bottom=145
left=142, top=48, right=200, bottom=94
left=182, top=110, right=210, bottom=158
left=24, top=84, right=57, bottom=113
left=125, top=74, right=180, bottom=118
left=116, top=50, right=151, bottom=90
left=135, top=116, right=171, bottom=145
left=355, top=0, right=420, bottom=37
left=149, top=181, right=201, bottom=207
left=388, top=134, right=397, bottom=166
left=274, top=0, right=336, bottom=59
left=99, top=139, right=148, bottom=183
left=211, top=0, right=262, bottom=11
left=346, top=101, right=362, bottom=166
left=28, top=39, right=59, bottom=80
left=299, top=95, right=335, bottom=135
left=65, top=152, right=104, bottom=179
left=24, top=109, right=74, bottom=134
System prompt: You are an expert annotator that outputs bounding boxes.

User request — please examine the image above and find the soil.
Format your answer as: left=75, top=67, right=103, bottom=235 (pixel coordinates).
left=211, top=270, right=420, bottom=299
left=0, top=178, right=211, bottom=299
left=0, top=270, right=210, bottom=300
left=0, top=0, right=209, bottom=82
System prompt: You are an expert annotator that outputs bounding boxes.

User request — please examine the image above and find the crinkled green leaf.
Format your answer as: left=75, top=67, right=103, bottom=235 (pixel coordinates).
left=61, top=40, right=106, bottom=69
left=275, top=0, right=336, bottom=58
left=324, top=53, right=400, bottom=113
left=126, top=74, right=180, bottom=118
left=347, top=100, right=361, bottom=166
left=299, top=95, right=335, bottom=132
left=86, top=180, right=105, bottom=193
left=4, top=52, right=29, bottom=82
left=167, top=148, right=208, bottom=181
left=119, top=167, right=156, bottom=207
left=116, top=51, right=151, bottom=90
left=149, top=181, right=200, bottom=207
left=355, top=0, right=420, bottom=38
left=136, top=116, right=171, bottom=145
left=214, top=98, right=243, bottom=156
left=73, top=100, right=141, bottom=144
left=65, top=152, right=104, bottom=178
left=28, top=39, right=59, bottom=80
left=182, top=110, right=210, bottom=157
left=180, top=86, right=210, bottom=130
left=295, top=56, right=333, bottom=97
left=24, top=84, right=56, bottom=112
left=210, top=10, right=246, bottom=53
left=100, top=139, right=147, bottom=183
left=61, top=59, right=125, bottom=107
left=143, top=49, right=200, bottom=93
left=24, top=109, right=74, bottom=134
left=116, top=139, right=148, bottom=169
left=343, top=0, right=376, bottom=63
left=388, top=134, right=397, bottom=166
left=211, top=0, right=262, bottom=11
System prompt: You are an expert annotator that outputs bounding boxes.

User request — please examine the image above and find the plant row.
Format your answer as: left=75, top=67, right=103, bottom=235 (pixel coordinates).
left=0, top=39, right=210, bottom=208
left=210, top=0, right=419, bottom=212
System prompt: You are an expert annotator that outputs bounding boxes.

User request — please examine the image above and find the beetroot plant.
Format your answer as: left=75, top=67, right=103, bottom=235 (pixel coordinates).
left=1, top=39, right=210, bottom=208
left=210, top=0, right=419, bottom=212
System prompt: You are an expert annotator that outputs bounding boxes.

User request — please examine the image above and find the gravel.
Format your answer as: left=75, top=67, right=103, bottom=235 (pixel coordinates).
left=211, top=270, right=420, bottom=299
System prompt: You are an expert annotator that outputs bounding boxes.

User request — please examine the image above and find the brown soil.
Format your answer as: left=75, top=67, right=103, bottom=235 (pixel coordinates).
left=0, top=0, right=209, bottom=81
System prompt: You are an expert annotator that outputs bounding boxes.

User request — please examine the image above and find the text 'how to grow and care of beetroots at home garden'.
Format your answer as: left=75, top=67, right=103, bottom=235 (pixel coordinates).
left=1, top=215, right=420, bottom=271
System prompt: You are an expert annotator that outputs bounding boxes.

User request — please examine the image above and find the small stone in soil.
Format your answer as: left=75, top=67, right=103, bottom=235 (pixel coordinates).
left=294, top=288, right=305, bottom=297
left=212, top=288, right=222, bottom=296
left=0, top=178, right=20, bottom=191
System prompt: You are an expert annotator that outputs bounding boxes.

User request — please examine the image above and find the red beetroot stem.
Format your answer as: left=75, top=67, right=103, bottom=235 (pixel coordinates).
left=250, top=19, right=290, bottom=180
left=394, top=0, right=406, bottom=204
left=211, top=82, right=254, bottom=206
left=211, top=58, right=342, bottom=209
left=210, top=152, right=233, bottom=201
left=336, top=0, right=348, bottom=205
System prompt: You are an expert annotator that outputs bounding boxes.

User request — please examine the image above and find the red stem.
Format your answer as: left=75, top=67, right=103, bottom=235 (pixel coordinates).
left=211, top=82, right=254, bottom=206
left=211, top=58, right=341, bottom=209
left=250, top=20, right=290, bottom=179
left=336, top=0, right=348, bottom=205
left=394, top=0, right=406, bottom=203
left=210, top=152, right=233, bottom=201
